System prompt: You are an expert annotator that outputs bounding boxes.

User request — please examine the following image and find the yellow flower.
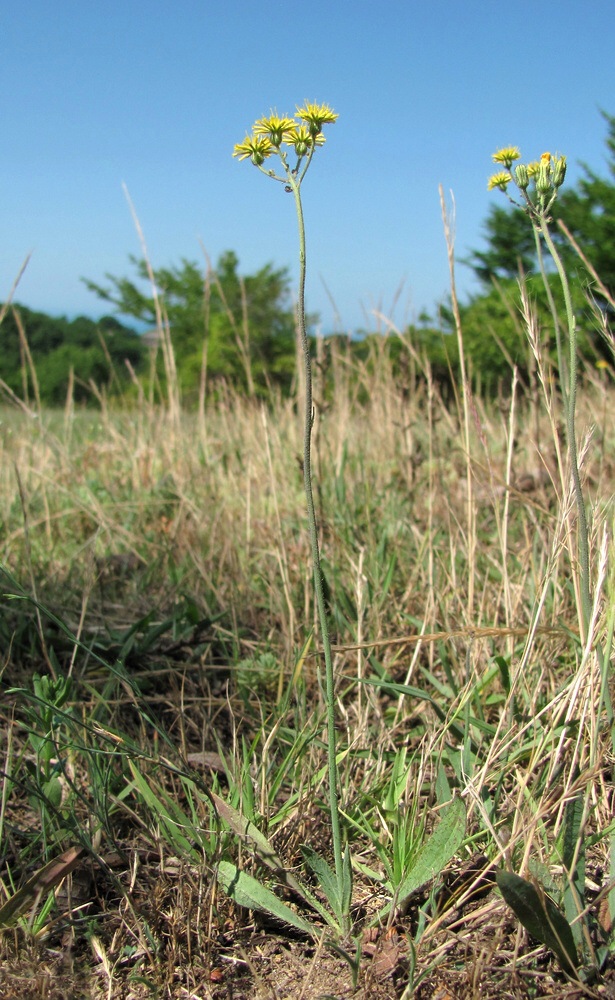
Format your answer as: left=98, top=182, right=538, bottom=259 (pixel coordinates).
left=232, top=134, right=274, bottom=166
left=487, top=171, right=512, bottom=192
left=296, top=101, right=338, bottom=136
left=492, top=146, right=521, bottom=169
left=253, top=114, right=298, bottom=147
left=285, top=124, right=326, bottom=157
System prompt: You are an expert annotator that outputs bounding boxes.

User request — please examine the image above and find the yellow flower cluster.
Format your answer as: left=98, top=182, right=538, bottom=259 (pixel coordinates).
left=487, top=146, right=567, bottom=202
left=233, top=103, right=338, bottom=165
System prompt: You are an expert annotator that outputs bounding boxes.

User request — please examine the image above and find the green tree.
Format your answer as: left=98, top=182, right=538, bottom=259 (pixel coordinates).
left=0, top=305, right=144, bottom=405
left=83, top=251, right=300, bottom=396
left=464, top=203, right=537, bottom=283
left=555, top=111, right=615, bottom=303
left=424, top=272, right=599, bottom=394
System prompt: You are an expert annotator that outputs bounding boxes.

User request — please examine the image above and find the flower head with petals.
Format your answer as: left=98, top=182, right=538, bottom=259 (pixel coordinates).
left=492, top=146, right=521, bottom=169
left=285, top=124, right=326, bottom=157
left=487, top=171, right=513, bottom=192
left=296, top=102, right=338, bottom=136
left=232, top=134, right=274, bottom=166
left=253, top=114, right=298, bottom=147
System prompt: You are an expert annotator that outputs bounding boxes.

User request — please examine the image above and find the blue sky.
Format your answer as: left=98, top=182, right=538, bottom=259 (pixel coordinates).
left=2, top=0, right=614, bottom=335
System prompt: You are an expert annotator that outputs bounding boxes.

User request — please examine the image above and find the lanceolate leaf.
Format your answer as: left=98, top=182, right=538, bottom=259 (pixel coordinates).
left=301, top=845, right=340, bottom=915
left=561, top=785, right=585, bottom=947
left=396, top=797, right=466, bottom=903
left=0, top=846, right=84, bottom=928
left=497, top=870, right=578, bottom=977
left=210, top=794, right=334, bottom=925
left=341, top=844, right=353, bottom=916
left=216, top=861, right=316, bottom=937
left=211, top=793, right=284, bottom=871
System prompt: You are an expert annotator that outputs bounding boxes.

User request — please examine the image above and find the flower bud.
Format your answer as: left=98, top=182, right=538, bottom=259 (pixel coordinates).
left=514, top=164, right=530, bottom=190
left=535, top=158, right=552, bottom=196
left=552, top=155, right=567, bottom=188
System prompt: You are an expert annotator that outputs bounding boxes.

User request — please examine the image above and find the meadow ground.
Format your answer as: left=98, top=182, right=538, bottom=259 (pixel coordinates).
left=0, top=339, right=614, bottom=999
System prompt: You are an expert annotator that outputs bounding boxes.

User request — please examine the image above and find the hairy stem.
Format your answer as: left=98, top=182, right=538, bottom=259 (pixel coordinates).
left=285, top=170, right=346, bottom=914
left=538, top=217, right=591, bottom=637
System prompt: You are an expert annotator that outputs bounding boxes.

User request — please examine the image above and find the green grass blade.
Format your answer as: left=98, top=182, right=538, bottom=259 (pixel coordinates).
left=127, top=762, right=201, bottom=861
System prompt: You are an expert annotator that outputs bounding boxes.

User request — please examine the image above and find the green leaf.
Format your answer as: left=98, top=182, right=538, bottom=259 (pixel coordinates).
left=373, top=796, right=466, bottom=923
left=497, top=870, right=578, bottom=977
left=216, top=862, right=316, bottom=937
left=609, top=822, right=615, bottom=935
left=341, top=844, right=353, bottom=916
left=435, top=762, right=452, bottom=806
left=211, top=795, right=336, bottom=927
left=493, top=655, right=511, bottom=696
left=561, top=783, right=585, bottom=947
left=211, top=793, right=284, bottom=871
left=301, top=845, right=340, bottom=914
left=42, top=776, right=63, bottom=809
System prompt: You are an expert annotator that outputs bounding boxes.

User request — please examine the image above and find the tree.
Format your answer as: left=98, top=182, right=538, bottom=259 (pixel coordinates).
left=83, top=251, right=301, bottom=396
left=555, top=111, right=615, bottom=303
left=0, top=305, right=144, bottom=405
left=464, top=203, right=537, bottom=283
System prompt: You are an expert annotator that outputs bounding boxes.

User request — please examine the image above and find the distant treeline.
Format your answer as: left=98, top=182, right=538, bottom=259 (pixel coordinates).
left=0, top=307, right=145, bottom=406
left=0, top=274, right=609, bottom=410
left=2, top=113, right=613, bottom=407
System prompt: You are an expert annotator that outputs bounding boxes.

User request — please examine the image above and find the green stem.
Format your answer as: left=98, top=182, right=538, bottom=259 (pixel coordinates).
left=532, top=224, right=568, bottom=409
left=285, top=169, right=346, bottom=914
left=538, top=216, right=592, bottom=637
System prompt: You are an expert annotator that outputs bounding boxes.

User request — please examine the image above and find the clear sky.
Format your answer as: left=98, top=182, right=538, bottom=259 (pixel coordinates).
left=2, top=0, right=614, bottom=336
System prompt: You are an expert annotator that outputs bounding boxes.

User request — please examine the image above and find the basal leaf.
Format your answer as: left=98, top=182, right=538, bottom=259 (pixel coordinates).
left=396, top=797, right=466, bottom=903
left=216, top=861, right=315, bottom=936
left=373, top=796, right=466, bottom=923
left=211, top=793, right=284, bottom=871
left=0, top=846, right=84, bottom=929
left=341, top=844, right=353, bottom=915
left=301, top=845, right=340, bottom=913
left=497, top=870, right=578, bottom=977
left=211, top=797, right=338, bottom=927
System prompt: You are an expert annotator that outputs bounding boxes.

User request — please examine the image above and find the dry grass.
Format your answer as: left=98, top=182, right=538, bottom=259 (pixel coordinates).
left=0, top=326, right=614, bottom=998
